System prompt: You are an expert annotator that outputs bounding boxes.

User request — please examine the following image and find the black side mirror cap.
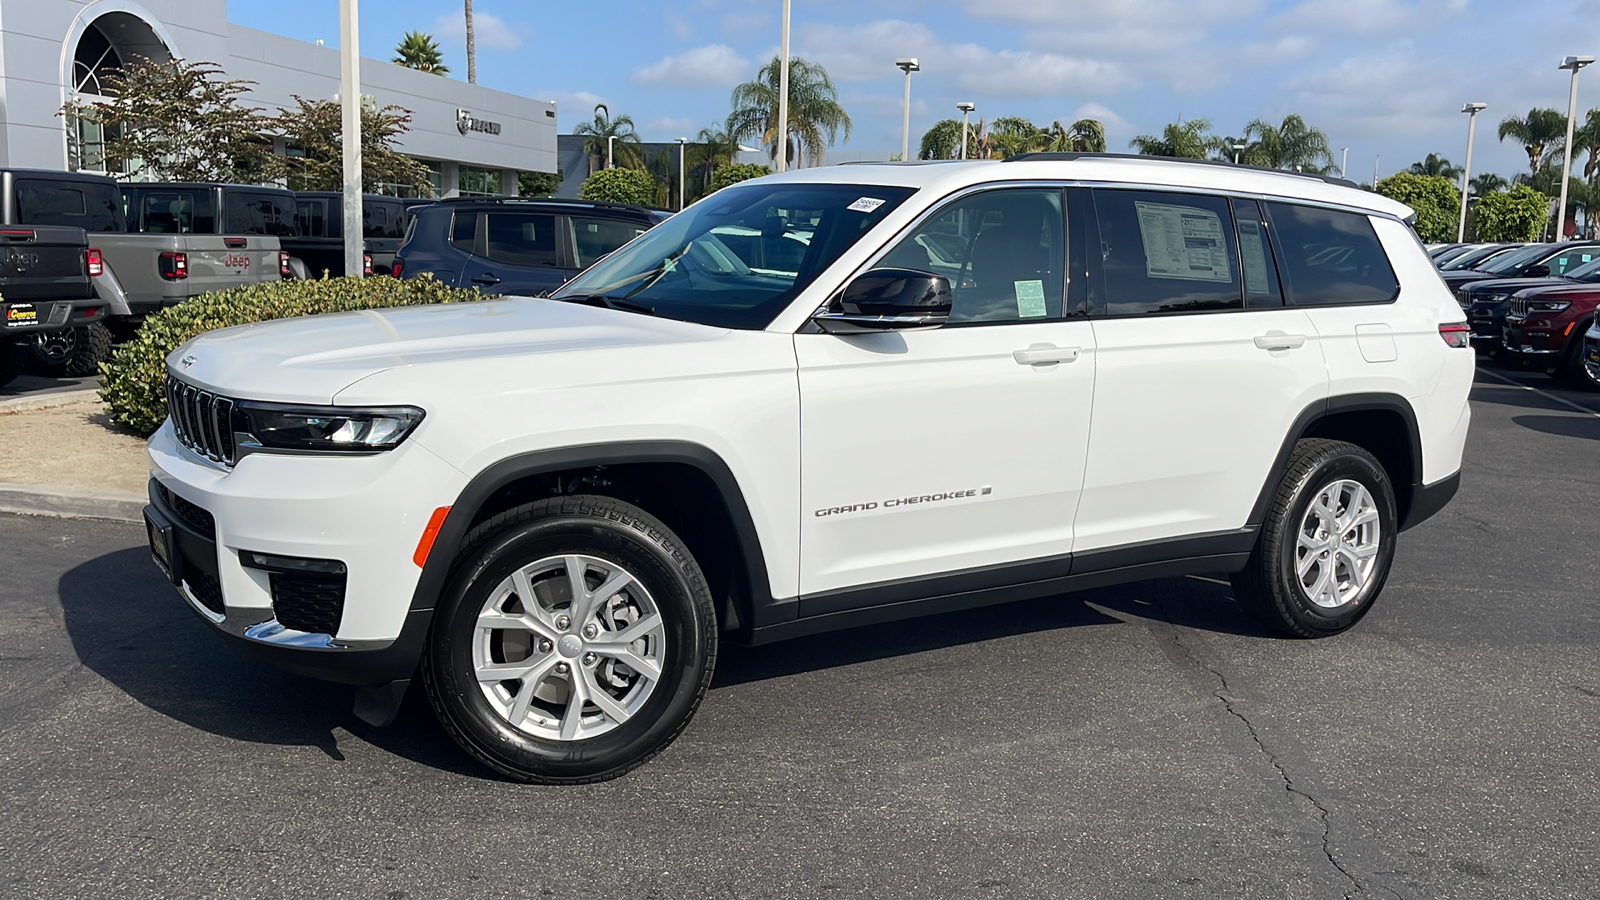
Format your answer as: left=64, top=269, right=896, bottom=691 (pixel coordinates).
left=1524, top=264, right=1552, bottom=278
left=813, top=267, right=953, bottom=334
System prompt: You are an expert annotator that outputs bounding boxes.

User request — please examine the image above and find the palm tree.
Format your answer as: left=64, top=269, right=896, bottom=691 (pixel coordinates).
left=464, top=0, right=476, bottom=84
left=687, top=124, right=737, bottom=194
left=1469, top=172, right=1508, bottom=196
left=1408, top=153, right=1462, bottom=181
left=572, top=104, right=643, bottom=173
left=1131, top=118, right=1215, bottom=159
left=1497, top=108, right=1567, bottom=176
left=392, top=31, right=448, bottom=75
left=1063, top=118, right=1106, bottom=152
left=1241, top=114, right=1333, bottom=172
left=917, top=118, right=965, bottom=159
left=984, top=117, right=1043, bottom=158
left=1569, top=109, right=1600, bottom=182
left=726, top=56, right=851, bottom=168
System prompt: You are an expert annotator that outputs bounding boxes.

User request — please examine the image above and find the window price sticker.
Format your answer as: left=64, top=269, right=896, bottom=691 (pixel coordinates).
left=847, top=197, right=887, bottom=213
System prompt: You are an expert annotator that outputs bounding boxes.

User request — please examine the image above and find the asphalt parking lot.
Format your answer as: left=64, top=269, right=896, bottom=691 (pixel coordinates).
left=2, top=362, right=1597, bottom=900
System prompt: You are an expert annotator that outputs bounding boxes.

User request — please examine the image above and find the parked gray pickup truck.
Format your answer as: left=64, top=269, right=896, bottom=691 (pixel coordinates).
left=0, top=170, right=285, bottom=375
left=0, top=224, right=105, bottom=387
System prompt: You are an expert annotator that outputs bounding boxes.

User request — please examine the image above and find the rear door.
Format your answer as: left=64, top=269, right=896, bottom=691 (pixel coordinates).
left=1071, top=190, right=1330, bottom=554
left=465, top=210, right=568, bottom=294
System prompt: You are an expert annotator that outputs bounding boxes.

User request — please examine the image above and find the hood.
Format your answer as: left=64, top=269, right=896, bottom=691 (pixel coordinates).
left=1441, top=269, right=1498, bottom=284
left=1460, top=277, right=1571, bottom=297
left=167, top=297, right=728, bottom=403
left=1511, top=281, right=1600, bottom=300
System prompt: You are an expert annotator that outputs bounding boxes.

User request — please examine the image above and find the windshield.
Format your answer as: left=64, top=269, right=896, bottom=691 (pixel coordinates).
left=1480, top=245, right=1554, bottom=275
left=1568, top=257, right=1600, bottom=282
left=551, top=182, right=917, bottom=329
left=1443, top=245, right=1511, bottom=270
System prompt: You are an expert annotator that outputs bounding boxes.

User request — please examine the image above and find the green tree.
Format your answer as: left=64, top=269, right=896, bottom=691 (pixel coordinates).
left=1376, top=173, right=1461, bottom=242
left=60, top=57, right=280, bottom=183
left=578, top=167, right=656, bottom=206
left=1470, top=172, right=1508, bottom=196
left=572, top=103, right=643, bottom=173
left=1041, top=118, right=1106, bottom=152
left=1473, top=184, right=1551, bottom=241
left=1240, top=114, right=1333, bottom=172
left=518, top=170, right=561, bottom=197
left=726, top=56, right=851, bottom=168
left=918, top=118, right=965, bottom=160
left=1408, top=153, right=1462, bottom=181
left=710, top=163, right=772, bottom=192
left=275, top=95, right=433, bottom=194
left=1131, top=118, right=1215, bottom=159
left=1498, top=108, right=1567, bottom=177
left=1572, top=109, right=1600, bottom=181
left=687, top=125, right=737, bottom=196
left=392, top=31, right=449, bottom=74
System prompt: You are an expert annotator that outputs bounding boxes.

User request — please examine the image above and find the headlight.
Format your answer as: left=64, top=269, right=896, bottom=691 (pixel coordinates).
left=234, top=402, right=424, bottom=453
left=1526, top=300, right=1572, bottom=312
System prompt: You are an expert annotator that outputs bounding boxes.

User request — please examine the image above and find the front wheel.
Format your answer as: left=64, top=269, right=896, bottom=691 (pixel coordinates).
left=1232, top=439, right=1398, bottom=638
left=1557, top=321, right=1600, bottom=392
left=422, top=495, right=717, bottom=783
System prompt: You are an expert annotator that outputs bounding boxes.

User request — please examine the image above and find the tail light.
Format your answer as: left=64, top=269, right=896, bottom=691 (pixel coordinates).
left=87, top=248, right=103, bottom=277
left=391, top=258, right=404, bottom=279
left=159, top=251, right=188, bottom=280
left=1439, top=322, right=1471, bottom=348
left=279, top=250, right=291, bottom=278
left=363, top=252, right=373, bottom=277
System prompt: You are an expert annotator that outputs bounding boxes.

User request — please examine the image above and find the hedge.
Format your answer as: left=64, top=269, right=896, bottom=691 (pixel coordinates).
left=100, top=276, right=491, bottom=435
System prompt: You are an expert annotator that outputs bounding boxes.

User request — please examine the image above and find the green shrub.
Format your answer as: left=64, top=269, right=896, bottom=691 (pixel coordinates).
left=710, top=163, right=772, bottom=193
left=1376, top=173, right=1461, bottom=243
left=578, top=167, right=657, bottom=206
left=1472, top=184, right=1550, bottom=242
left=99, top=276, right=490, bottom=435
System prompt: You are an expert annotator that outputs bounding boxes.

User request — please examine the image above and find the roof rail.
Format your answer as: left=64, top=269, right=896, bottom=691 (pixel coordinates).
left=429, top=196, right=662, bottom=213
left=836, top=159, right=971, bottom=166
left=1001, top=152, right=1361, bottom=189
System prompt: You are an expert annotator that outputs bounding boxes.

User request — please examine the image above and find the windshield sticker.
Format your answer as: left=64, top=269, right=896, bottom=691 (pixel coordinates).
left=1014, top=280, right=1048, bottom=317
left=847, top=197, right=887, bottom=213
left=1134, top=201, right=1231, bottom=283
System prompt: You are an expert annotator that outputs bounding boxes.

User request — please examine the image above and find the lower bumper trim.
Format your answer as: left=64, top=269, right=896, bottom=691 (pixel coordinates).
left=1400, top=471, right=1461, bottom=532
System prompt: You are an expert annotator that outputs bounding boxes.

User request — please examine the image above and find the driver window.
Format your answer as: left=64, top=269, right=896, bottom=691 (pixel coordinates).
left=877, top=189, right=1065, bottom=324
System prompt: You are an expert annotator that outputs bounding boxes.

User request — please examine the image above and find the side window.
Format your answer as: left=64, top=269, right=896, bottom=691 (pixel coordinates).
left=1232, top=198, right=1283, bottom=307
left=1549, top=248, right=1597, bottom=275
left=571, top=216, right=648, bottom=268
left=876, top=188, right=1067, bottom=324
left=451, top=212, right=478, bottom=254
left=296, top=200, right=325, bottom=238
left=483, top=212, right=558, bottom=267
left=1264, top=202, right=1398, bottom=305
left=15, top=181, right=122, bottom=232
left=140, top=192, right=195, bottom=234
left=1092, top=189, right=1242, bottom=315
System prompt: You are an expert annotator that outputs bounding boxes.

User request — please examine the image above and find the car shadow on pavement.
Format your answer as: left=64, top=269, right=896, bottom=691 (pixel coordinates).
left=1513, top=414, right=1600, bottom=441
left=57, top=546, right=488, bottom=779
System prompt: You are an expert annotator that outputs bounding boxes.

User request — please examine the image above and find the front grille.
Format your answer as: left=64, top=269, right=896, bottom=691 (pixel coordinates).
left=185, top=570, right=226, bottom=616
left=270, top=572, right=347, bottom=636
left=1509, top=297, right=1528, bottom=317
left=156, top=483, right=216, bottom=537
left=166, top=375, right=237, bottom=465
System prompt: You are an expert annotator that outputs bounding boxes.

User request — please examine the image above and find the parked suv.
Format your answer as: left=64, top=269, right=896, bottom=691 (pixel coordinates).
left=1440, top=242, right=1600, bottom=291
left=1582, top=320, right=1600, bottom=386
left=1458, top=254, right=1600, bottom=350
left=395, top=198, right=669, bottom=295
left=1500, top=281, right=1600, bottom=389
left=145, top=155, right=1472, bottom=782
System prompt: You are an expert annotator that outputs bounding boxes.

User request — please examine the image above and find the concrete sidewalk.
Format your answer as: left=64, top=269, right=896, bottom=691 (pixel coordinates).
left=0, top=391, right=147, bottom=523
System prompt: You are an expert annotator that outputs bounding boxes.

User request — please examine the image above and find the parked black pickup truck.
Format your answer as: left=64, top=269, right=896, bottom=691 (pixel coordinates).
left=285, top=192, right=405, bottom=277
left=0, top=224, right=105, bottom=386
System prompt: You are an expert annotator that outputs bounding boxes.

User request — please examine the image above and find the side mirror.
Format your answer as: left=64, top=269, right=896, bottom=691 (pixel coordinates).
left=1525, top=264, right=1551, bottom=278
left=813, top=267, right=952, bottom=334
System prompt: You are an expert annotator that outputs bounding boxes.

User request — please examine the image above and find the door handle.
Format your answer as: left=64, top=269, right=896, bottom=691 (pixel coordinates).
left=1012, top=344, right=1081, bottom=366
left=1253, top=331, right=1306, bottom=351
left=471, top=273, right=501, bottom=285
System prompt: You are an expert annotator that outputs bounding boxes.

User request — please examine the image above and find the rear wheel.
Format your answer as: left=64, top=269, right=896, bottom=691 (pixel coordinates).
left=29, top=322, right=112, bottom=377
left=1232, top=439, right=1398, bottom=638
left=422, top=494, right=717, bottom=783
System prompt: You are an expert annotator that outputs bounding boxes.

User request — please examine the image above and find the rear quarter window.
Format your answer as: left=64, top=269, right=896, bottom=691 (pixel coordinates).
left=1265, top=203, right=1398, bottom=306
left=15, top=180, right=123, bottom=232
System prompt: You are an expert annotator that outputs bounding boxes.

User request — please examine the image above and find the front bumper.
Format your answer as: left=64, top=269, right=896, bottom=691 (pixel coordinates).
left=1501, top=319, right=1562, bottom=356
left=146, top=421, right=468, bottom=685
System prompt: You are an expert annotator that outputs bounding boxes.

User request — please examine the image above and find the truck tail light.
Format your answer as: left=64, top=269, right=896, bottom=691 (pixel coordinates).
left=159, top=251, right=188, bottom=280
left=363, top=252, right=374, bottom=277
left=1439, top=322, right=1471, bottom=348
left=86, top=248, right=103, bottom=277
left=391, top=258, right=404, bottom=278
left=279, top=250, right=291, bottom=278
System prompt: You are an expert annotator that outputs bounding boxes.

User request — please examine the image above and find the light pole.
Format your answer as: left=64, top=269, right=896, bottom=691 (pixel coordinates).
left=776, top=0, right=791, bottom=172
left=338, top=0, right=363, bottom=278
left=1457, top=102, right=1487, bottom=242
left=676, top=137, right=688, bottom=211
left=1556, top=55, right=1594, bottom=242
left=607, top=134, right=615, bottom=169
left=957, top=101, right=974, bottom=160
left=1340, top=147, right=1349, bottom=179
left=896, top=58, right=919, bottom=162
left=1231, top=142, right=1246, bottom=164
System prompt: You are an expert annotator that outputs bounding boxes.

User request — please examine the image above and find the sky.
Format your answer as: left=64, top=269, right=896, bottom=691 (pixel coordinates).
left=228, top=0, right=1600, bottom=183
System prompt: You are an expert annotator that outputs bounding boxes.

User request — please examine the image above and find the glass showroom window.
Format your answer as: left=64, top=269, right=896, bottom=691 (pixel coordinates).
left=459, top=166, right=502, bottom=197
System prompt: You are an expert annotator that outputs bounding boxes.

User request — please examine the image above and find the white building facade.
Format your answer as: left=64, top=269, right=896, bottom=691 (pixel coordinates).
left=0, top=0, right=557, bottom=196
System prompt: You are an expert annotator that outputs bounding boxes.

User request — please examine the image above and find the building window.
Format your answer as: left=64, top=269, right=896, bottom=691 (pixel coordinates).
left=459, top=165, right=502, bottom=197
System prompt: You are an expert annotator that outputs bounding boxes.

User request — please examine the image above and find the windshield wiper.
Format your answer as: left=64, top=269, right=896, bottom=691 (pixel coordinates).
left=551, top=294, right=657, bottom=316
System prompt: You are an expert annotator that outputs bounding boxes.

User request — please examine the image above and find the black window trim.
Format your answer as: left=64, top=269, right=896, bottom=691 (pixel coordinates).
left=1231, top=196, right=1287, bottom=310
left=1261, top=200, right=1401, bottom=308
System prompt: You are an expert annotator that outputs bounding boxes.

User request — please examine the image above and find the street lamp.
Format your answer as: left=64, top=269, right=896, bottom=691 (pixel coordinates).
left=776, top=0, right=791, bottom=172
left=1340, top=147, right=1349, bottom=179
left=1231, top=142, right=1246, bottom=164
left=1457, top=102, right=1487, bottom=242
left=676, top=137, right=688, bottom=211
left=1556, top=55, right=1594, bottom=242
left=607, top=134, right=615, bottom=169
left=956, top=102, right=974, bottom=160
left=896, top=58, right=920, bottom=163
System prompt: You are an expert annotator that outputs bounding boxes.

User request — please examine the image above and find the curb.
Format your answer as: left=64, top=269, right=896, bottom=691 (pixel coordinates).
left=0, top=483, right=144, bottom=524
left=0, top=388, right=102, bottom=414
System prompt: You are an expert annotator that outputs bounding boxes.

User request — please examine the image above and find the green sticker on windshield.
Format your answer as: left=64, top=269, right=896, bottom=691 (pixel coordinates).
left=1015, top=280, right=1047, bottom=318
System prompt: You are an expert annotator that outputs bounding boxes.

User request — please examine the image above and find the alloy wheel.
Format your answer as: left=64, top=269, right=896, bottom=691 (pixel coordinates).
left=1295, top=479, right=1382, bottom=609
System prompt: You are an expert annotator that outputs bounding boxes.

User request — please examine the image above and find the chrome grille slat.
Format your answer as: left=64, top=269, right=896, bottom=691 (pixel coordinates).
left=165, top=375, right=239, bottom=467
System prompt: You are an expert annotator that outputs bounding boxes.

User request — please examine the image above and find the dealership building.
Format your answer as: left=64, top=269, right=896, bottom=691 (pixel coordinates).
left=0, top=0, right=557, bottom=196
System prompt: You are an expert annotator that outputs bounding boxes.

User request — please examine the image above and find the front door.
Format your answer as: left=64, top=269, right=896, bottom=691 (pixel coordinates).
left=796, top=187, right=1096, bottom=603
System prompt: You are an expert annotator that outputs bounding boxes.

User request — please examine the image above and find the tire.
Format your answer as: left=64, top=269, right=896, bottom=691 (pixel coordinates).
left=29, top=322, right=113, bottom=377
left=0, top=338, right=26, bottom=388
left=1556, top=320, right=1600, bottom=392
left=1231, top=439, right=1398, bottom=638
left=422, top=494, right=717, bottom=783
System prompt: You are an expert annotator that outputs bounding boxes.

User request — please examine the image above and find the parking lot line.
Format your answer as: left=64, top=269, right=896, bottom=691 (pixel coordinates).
left=1475, top=366, right=1600, bottom=417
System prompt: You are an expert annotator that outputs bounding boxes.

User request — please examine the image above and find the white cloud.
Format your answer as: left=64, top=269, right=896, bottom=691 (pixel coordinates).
left=643, top=116, right=698, bottom=139
left=947, top=46, right=1129, bottom=98
left=632, top=44, right=751, bottom=87
left=1273, top=0, right=1466, bottom=35
left=432, top=11, right=524, bottom=51
left=1242, top=35, right=1319, bottom=66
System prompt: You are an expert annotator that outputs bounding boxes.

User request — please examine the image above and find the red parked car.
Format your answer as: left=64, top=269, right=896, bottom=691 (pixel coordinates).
left=1501, top=281, right=1600, bottom=390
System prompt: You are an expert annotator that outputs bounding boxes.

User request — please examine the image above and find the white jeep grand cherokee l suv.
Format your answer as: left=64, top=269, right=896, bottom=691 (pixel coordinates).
left=145, top=155, right=1473, bottom=782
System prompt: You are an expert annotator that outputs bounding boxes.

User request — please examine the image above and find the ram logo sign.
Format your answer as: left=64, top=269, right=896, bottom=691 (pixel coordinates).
left=456, top=108, right=502, bottom=136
